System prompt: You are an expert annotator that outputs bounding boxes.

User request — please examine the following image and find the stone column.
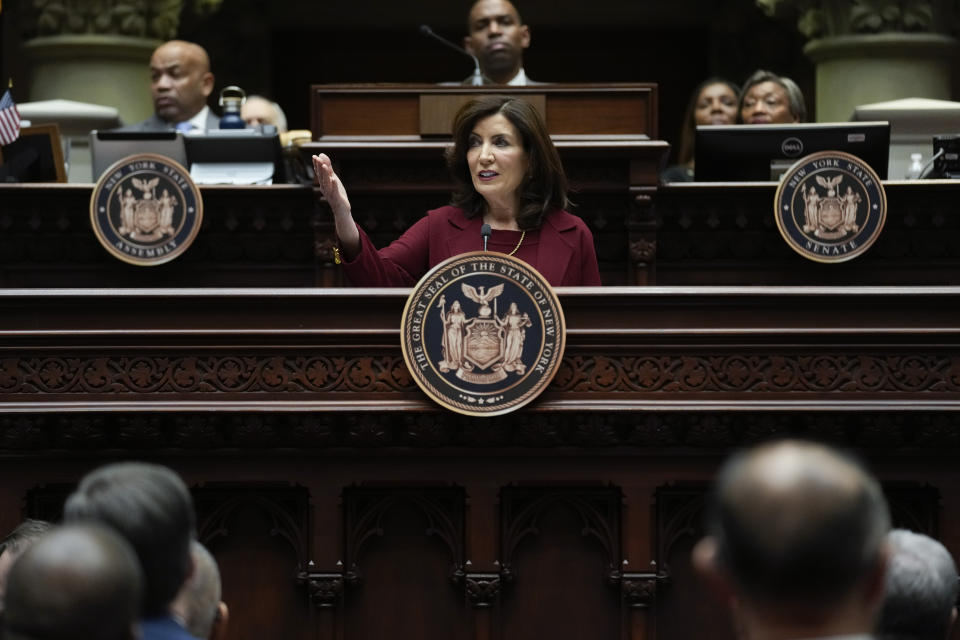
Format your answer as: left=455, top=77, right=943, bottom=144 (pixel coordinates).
left=757, top=0, right=960, bottom=122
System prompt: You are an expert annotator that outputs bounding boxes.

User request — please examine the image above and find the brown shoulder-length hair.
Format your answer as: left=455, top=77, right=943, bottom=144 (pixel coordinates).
left=446, top=95, right=570, bottom=230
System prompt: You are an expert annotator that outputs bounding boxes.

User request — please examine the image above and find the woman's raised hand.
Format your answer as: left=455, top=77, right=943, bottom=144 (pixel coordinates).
left=311, top=153, right=360, bottom=257
left=312, top=153, right=352, bottom=219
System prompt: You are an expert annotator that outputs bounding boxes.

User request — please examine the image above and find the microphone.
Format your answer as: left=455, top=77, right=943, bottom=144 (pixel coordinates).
left=480, top=223, right=491, bottom=251
left=419, top=24, right=485, bottom=86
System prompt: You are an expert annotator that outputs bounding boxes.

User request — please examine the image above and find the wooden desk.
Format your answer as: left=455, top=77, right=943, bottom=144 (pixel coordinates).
left=310, top=83, right=658, bottom=138
left=3, top=179, right=960, bottom=287
left=1, top=287, right=958, bottom=639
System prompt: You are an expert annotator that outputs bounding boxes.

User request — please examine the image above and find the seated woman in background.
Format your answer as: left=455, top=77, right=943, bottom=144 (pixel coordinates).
left=738, top=69, right=806, bottom=124
left=661, top=78, right=740, bottom=182
left=312, top=95, right=601, bottom=287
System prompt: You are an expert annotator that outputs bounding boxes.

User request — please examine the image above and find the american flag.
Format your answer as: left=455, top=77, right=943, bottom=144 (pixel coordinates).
left=0, top=89, right=21, bottom=146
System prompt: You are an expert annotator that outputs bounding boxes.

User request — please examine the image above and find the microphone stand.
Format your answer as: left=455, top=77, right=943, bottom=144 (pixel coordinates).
left=420, top=24, right=487, bottom=86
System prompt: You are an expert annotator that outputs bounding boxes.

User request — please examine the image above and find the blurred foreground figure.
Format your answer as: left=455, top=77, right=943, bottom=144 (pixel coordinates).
left=171, top=542, right=228, bottom=640
left=65, top=461, right=197, bottom=640
left=2, top=523, right=142, bottom=640
left=877, top=529, right=958, bottom=640
left=0, top=520, right=51, bottom=616
left=694, top=439, right=891, bottom=640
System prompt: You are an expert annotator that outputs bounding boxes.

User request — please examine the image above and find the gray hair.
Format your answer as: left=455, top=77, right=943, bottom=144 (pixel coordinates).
left=739, top=69, right=807, bottom=123
left=179, top=541, right=222, bottom=639
left=244, top=95, right=287, bottom=133
left=878, top=529, right=959, bottom=640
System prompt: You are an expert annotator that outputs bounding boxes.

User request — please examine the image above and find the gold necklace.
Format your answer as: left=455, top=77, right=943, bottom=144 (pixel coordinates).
left=507, top=230, right=525, bottom=256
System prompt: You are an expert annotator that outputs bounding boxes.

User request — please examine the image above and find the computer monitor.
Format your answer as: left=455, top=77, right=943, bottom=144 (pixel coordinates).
left=694, top=121, right=890, bottom=182
left=90, top=130, right=187, bottom=181
left=181, top=128, right=284, bottom=184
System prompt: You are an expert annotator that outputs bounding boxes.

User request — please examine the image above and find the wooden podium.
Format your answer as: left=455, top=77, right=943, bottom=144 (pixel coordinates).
left=303, top=83, right=668, bottom=286
left=309, top=83, right=658, bottom=138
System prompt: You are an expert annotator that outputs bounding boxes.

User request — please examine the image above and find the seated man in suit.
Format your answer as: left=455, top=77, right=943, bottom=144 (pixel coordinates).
left=463, top=0, right=536, bottom=85
left=121, top=40, right=218, bottom=132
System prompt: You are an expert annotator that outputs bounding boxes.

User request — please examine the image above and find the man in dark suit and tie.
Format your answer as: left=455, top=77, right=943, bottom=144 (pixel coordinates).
left=120, top=40, right=219, bottom=132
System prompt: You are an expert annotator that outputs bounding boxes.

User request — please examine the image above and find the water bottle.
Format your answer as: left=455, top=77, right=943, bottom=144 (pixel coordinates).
left=219, top=85, right=246, bottom=129
left=906, top=152, right=924, bottom=180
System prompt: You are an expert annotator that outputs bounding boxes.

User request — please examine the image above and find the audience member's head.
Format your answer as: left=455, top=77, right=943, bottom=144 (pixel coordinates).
left=171, top=541, right=229, bottom=640
left=240, top=95, right=288, bottom=132
left=878, top=529, right=958, bottom=640
left=64, top=461, right=196, bottom=618
left=464, top=0, right=530, bottom=85
left=738, top=69, right=806, bottom=124
left=149, top=40, right=215, bottom=125
left=1, top=523, right=142, bottom=640
left=0, top=520, right=51, bottom=615
left=694, top=439, right=891, bottom=639
left=675, top=77, right=740, bottom=167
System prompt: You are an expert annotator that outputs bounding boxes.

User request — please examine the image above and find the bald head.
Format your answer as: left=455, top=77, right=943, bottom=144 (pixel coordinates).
left=149, top=39, right=214, bottom=124
left=2, top=524, right=142, bottom=640
left=709, top=440, right=890, bottom=604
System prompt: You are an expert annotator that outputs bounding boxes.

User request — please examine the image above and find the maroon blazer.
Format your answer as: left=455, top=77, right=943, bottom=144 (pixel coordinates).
left=340, top=206, right=601, bottom=287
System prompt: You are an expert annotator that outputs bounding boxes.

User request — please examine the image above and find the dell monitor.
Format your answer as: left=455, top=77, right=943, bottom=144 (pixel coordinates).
left=694, top=121, right=890, bottom=182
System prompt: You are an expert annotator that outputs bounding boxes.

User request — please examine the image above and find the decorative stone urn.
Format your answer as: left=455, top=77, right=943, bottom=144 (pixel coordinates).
left=757, top=0, right=960, bottom=121
left=19, top=0, right=222, bottom=126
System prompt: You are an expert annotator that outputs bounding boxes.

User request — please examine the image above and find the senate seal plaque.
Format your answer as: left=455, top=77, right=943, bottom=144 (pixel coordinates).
left=90, top=153, right=203, bottom=266
left=774, top=151, right=887, bottom=263
left=401, top=252, right=566, bottom=417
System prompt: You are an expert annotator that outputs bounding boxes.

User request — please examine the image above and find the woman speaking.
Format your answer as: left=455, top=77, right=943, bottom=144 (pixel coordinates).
left=312, top=95, right=601, bottom=287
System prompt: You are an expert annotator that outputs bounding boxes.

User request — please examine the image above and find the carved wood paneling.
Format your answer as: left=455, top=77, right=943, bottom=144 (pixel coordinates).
left=192, top=485, right=312, bottom=640
left=499, top=487, right=622, bottom=585
left=5, top=412, right=960, bottom=454
left=650, top=182, right=960, bottom=285
left=296, top=572, right=345, bottom=609
left=464, top=573, right=501, bottom=609
left=342, top=487, right=465, bottom=586
left=193, top=485, right=310, bottom=562
left=339, top=486, right=468, bottom=640
left=3, top=350, right=959, bottom=399
left=621, top=572, right=661, bottom=609
left=0, top=185, right=323, bottom=288
left=0, top=354, right=414, bottom=395
left=498, top=487, right=623, bottom=640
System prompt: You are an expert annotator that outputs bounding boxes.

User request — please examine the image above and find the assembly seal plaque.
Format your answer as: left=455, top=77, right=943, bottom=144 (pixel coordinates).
left=401, top=251, right=566, bottom=417
left=90, top=153, right=203, bottom=266
left=774, top=150, right=887, bottom=263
